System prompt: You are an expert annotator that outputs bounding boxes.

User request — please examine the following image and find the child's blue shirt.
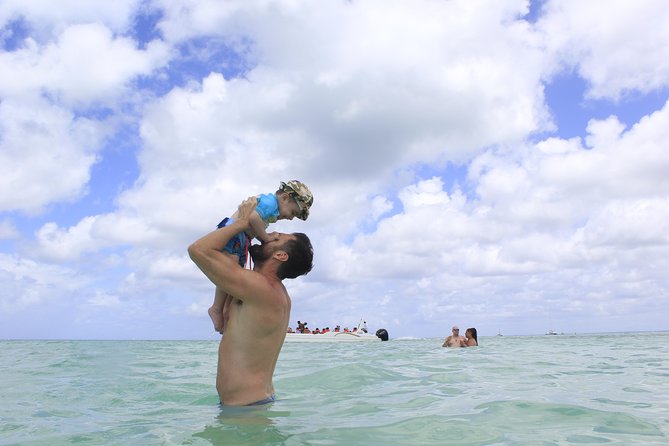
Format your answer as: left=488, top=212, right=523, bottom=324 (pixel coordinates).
left=255, top=193, right=279, bottom=224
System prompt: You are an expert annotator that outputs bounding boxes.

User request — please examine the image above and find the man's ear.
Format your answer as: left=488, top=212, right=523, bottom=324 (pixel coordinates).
left=273, top=250, right=289, bottom=262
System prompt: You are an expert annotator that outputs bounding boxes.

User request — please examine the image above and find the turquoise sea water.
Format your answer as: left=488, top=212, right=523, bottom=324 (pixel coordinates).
left=1, top=332, right=668, bottom=445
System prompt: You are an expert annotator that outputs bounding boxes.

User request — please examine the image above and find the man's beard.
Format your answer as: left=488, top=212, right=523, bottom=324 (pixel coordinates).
left=249, top=242, right=272, bottom=266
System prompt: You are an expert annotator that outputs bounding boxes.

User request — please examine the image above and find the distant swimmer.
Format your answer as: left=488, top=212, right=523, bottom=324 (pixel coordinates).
left=442, top=325, right=466, bottom=347
left=464, top=327, right=478, bottom=346
left=189, top=197, right=314, bottom=406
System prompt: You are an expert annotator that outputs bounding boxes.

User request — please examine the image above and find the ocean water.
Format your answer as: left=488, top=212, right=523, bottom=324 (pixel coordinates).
left=1, top=332, right=668, bottom=445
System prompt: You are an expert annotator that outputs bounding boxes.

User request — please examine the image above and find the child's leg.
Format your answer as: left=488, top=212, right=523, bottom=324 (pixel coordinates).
left=220, top=291, right=233, bottom=333
left=208, top=252, right=240, bottom=332
left=209, top=287, right=232, bottom=333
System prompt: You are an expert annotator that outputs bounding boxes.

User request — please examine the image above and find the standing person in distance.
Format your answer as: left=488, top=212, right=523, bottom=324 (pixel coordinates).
left=442, top=325, right=466, bottom=347
left=464, top=327, right=478, bottom=346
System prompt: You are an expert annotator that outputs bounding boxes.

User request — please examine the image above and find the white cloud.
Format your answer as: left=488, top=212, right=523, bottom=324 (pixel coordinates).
left=0, top=97, right=106, bottom=213
left=538, top=105, right=669, bottom=201
left=36, top=220, right=99, bottom=261
left=0, top=253, right=87, bottom=311
left=0, top=18, right=170, bottom=215
left=152, top=0, right=551, bottom=173
left=579, top=199, right=669, bottom=249
left=0, top=0, right=140, bottom=38
left=539, top=0, right=669, bottom=99
left=0, top=22, right=170, bottom=105
left=34, top=213, right=166, bottom=261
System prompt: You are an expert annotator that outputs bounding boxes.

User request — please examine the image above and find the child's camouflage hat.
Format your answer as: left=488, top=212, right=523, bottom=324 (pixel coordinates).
left=280, top=180, right=313, bottom=220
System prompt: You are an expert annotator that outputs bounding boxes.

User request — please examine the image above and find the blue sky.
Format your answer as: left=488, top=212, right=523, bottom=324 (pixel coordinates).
left=1, top=0, right=668, bottom=340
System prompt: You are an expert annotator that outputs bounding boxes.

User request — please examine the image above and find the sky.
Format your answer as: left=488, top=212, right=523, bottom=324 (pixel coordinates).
left=1, top=0, right=668, bottom=340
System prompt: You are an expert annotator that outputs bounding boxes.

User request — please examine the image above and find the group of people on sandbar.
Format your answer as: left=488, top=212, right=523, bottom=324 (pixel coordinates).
left=288, top=320, right=368, bottom=334
left=442, top=325, right=478, bottom=347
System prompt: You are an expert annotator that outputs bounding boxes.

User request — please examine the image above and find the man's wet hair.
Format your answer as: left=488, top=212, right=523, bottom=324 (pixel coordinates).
left=277, top=233, right=314, bottom=280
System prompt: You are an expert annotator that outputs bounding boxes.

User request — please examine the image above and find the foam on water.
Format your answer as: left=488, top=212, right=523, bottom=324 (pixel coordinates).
left=1, top=333, right=668, bottom=445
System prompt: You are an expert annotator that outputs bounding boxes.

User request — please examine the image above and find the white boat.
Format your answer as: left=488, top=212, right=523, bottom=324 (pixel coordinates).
left=284, top=331, right=386, bottom=342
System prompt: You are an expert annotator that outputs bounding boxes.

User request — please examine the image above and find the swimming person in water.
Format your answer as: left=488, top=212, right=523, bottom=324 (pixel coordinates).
left=442, top=325, right=466, bottom=347
left=208, top=180, right=313, bottom=333
left=189, top=196, right=314, bottom=406
left=464, top=327, right=478, bottom=346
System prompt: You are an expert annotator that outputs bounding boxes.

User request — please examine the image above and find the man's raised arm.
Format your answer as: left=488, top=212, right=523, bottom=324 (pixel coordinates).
left=188, top=197, right=257, bottom=291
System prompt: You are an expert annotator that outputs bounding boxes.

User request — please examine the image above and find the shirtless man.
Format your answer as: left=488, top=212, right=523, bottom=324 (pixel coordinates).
left=442, top=325, right=466, bottom=348
left=188, top=197, right=314, bottom=406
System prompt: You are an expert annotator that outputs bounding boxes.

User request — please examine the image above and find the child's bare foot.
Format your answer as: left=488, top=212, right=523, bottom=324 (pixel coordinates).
left=208, top=306, right=224, bottom=333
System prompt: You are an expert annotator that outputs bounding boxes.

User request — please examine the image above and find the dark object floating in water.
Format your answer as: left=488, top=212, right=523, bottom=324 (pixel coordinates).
left=375, top=328, right=389, bottom=341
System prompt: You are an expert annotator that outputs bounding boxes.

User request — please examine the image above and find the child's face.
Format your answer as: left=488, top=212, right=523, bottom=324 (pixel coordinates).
left=278, top=193, right=302, bottom=220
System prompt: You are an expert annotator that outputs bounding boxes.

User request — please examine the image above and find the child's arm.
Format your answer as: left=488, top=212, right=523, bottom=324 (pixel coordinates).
left=248, top=210, right=279, bottom=243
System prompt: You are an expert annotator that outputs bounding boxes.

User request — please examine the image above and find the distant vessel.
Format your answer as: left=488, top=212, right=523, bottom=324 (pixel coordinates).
left=285, top=330, right=388, bottom=342
left=286, top=318, right=389, bottom=342
left=546, top=329, right=558, bottom=335
left=497, top=330, right=503, bottom=337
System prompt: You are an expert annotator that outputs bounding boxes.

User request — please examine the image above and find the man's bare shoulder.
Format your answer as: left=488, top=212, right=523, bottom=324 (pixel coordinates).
left=230, top=277, right=290, bottom=336
left=231, top=268, right=287, bottom=308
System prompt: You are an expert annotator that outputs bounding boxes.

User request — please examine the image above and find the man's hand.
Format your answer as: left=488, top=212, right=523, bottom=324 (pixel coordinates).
left=236, top=196, right=258, bottom=229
